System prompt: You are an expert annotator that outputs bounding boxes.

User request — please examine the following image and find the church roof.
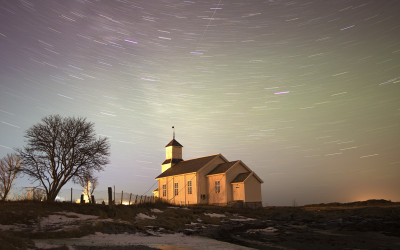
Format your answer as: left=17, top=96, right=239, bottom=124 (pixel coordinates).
left=156, top=154, right=219, bottom=179
left=162, top=158, right=183, bottom=165
left=231, top=172, right=251, bottom=183
left=207, top=161, right=239, bottom=176
left=165, top=139, right=183, bottom=147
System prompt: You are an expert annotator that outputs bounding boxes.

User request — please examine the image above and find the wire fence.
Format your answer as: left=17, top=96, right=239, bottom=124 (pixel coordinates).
left=8, top=186, right=156, bottom=205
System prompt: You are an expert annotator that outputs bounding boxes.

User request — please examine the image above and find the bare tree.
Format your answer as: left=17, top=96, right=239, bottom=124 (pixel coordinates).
left=17, top=115, right=110, bottom=202
left=90, top=178, right=98, bottom=197
left=0, top=153, right=22, bottom=201
left=78, top=173, right=98, bottom=203
left=25, top=187, right=46, bottom=201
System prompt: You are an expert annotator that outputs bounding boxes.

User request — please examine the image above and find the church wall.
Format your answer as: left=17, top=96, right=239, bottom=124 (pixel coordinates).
left=161, top=163, right=171, bottom=173
left=167, top=176, right=174, bottom=203
left=185, top=173, right=197, bottom=205
left=207, top=174, right=227, bottom=205
left=173, top=175, right=185, bottom=205
left=232, top=183, right=245, bottom=201
left=157, top=177, right=167, bottom=201
left=197, top=156, right=226, bottom=204
left=225, top=162, right=249, bottom=202
left=244, top=174, right=262, bottom=203
left=158, top=173, right=198, bottom=205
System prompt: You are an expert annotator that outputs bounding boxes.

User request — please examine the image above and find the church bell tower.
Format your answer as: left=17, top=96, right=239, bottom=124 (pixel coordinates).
left=161, top=126, right=183, bottom=173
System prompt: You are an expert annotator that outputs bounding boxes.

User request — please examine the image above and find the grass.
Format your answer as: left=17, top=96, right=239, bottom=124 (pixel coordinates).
left=0, top=231, right=35, bottom=250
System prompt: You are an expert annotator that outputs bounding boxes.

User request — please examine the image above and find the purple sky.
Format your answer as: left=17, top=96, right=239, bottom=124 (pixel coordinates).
left=1, top=0, right=399, bottom=205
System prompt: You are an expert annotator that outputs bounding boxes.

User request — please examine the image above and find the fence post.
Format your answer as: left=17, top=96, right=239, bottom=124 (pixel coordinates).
left=139, top=195, right=143, bottom=203
left=70, top=188, right=72, bottom=203
left=134, top=195, right=138, bottom=204
left=121, top=191, right=124, bottom=205
left=129, top=193, right=132, bottom=205
left=113, top=185, right=115, bottom=204
left=80, top=194, right=84, bottom=204
left=108, top=187, right=112, bottom=206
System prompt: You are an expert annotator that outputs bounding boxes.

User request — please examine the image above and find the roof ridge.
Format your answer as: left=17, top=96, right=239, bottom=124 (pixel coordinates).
left=225, top=160, right=240, bottom=172
left=155, top=154, right=222, bottom=179
left=206, top=159, right=238, bottom=176
left=182, top=153, right=221, bottom=161
left=165, top=139, right=183, bottom=147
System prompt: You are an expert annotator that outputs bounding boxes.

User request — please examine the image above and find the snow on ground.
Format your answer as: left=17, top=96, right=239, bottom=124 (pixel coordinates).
left=150, top=208, right=163, bottom=213
left=0, top=224, right=25, bottom=231
left=135, top=213, right=156, bottom=220
left=204, top=212, right=226, bottom=218
left=39, top=212, right=98, bottom=226
left=230, top=216, right=256, bottom=222
left=167, top=206, right=189, bottom=210
left=247, top=227, right=278, bottom=234
left=0, top=211, right=99, bottom=232
left=35, top=211, right=98, bottom=232
left=35, top=232, right=253, bottom=250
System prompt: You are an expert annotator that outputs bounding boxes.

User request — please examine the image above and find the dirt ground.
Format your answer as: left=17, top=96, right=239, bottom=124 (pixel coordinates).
left=1, top=199, right=399, bottom=249
left=193, top=213, right=400, bottom=249
left=196, top=201, right=400, bottom=249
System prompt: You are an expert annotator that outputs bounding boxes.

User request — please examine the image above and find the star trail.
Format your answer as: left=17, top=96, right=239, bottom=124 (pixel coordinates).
left=0, top=0, right=399, bottom=205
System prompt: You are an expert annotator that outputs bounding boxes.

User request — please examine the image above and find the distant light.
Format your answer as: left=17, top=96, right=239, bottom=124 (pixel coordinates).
left=274, top=91, right=290, bottom=95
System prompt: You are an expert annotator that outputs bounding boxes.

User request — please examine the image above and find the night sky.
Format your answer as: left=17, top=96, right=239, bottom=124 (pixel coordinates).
left=1, top=0, right=399, bottom=205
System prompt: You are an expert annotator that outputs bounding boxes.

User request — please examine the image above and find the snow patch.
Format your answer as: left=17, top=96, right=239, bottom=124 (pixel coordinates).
left=0, top=224, right=25, bottom=231
left=204, top=213, right=226, bottom=218
left=0, top=211, right=99, bottom=232
left=40, top=212, right=98, bottom=226
left=230, top=217, right=256, bottom=221
left=35, top=232, right=253, bottom=249
left=150, top=208, right=163, bottom=213
left=247, top=227, right=278, bottom=234
left=136, top=213, right=156, bottom=220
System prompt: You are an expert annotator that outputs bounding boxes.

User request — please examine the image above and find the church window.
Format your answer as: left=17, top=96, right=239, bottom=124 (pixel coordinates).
left=162, top=184, right=166, bottom=197
left=174, top=183, right=179, bottom=196
left=215, top=181, right=220, bottom=193
left=188, top=181, right=192, bottom=194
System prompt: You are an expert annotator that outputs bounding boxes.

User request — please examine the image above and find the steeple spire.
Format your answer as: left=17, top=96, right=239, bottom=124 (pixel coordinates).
left=162, top=126, right=183, bottom=173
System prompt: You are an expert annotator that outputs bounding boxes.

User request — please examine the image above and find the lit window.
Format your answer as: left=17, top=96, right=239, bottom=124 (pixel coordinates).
left=174, top=183, right=179, bottom=196
left=188, top=181, right=192, bottom=194
left=215, top=181, right=220, bottom=193
left=162, top=184, right=166, bottom=197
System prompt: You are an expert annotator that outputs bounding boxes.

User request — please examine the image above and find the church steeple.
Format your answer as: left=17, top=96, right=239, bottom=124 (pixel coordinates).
left=161, top=126, right=183, bottom=173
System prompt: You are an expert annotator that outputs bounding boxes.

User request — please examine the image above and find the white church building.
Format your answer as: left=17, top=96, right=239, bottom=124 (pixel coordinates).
left=154, top=134, right=263, bottom=208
